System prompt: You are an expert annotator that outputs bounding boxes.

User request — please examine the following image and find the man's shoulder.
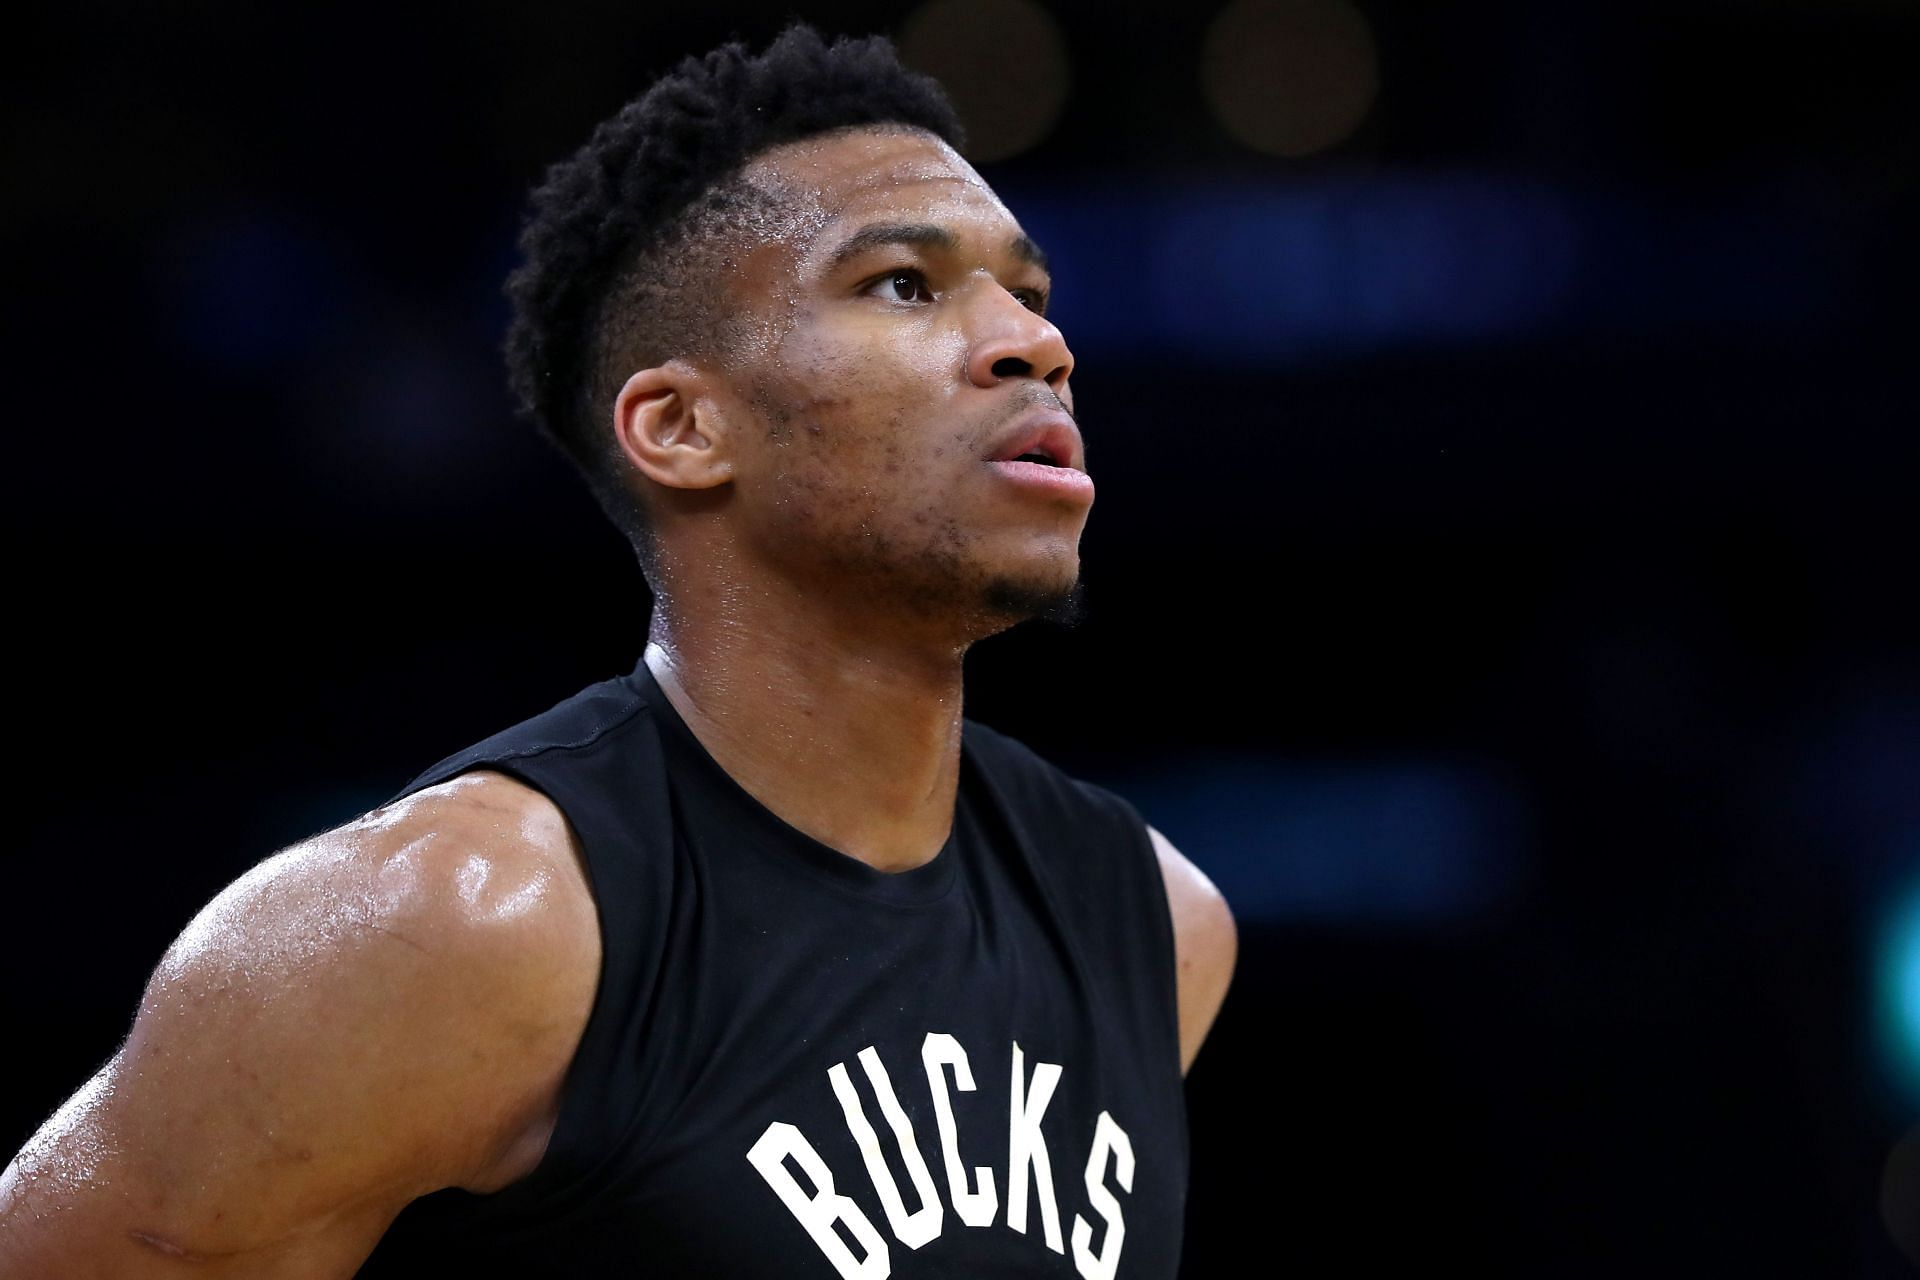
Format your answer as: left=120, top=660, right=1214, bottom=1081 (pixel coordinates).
left=330, top=770, right=596, bottom=929
left=155, top=770, right=600, bottom=1084
left=24, top=772, right=605, bottom=1265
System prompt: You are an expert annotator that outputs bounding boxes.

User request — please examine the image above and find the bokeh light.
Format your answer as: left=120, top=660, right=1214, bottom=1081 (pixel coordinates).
left=1880, top=873, right=1920, bottom=1103
left=898, top=0, right=1071, bottom=162
left=1201, top=0, right=1380, bottom=158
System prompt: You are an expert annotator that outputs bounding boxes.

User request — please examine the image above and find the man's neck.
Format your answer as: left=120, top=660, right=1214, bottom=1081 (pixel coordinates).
left=643, top=600, right=970, bottom=875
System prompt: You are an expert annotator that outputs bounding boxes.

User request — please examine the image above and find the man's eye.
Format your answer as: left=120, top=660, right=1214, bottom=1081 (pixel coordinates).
left=868, top=269, right=933, bottom=304
left=1013, top=288, right=1049, bottom=315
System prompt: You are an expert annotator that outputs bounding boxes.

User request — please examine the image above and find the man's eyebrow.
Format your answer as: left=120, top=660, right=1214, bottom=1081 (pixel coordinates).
left=822, top=222, right=1053, bottom=277
left=1009, top=232, right=1050, bottom=275
left=824, top=223, right=959, bottom=272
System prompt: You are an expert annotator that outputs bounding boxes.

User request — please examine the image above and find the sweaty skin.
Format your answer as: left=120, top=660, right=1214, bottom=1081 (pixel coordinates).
left=0, top=771, right=600, bottom=1275
left=0, top=125, right=1235, bottom=1278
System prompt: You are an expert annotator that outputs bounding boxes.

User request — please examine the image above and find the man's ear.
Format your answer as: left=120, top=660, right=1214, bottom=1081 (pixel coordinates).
left=613, top=361, right=734, bottom=492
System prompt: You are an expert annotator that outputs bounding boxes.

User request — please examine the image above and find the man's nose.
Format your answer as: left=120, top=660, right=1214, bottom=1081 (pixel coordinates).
left=964, top=285, right=1074, bottom=396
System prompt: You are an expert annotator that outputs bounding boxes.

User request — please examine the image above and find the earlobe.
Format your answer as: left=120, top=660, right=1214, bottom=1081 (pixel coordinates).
left=613, top=363, right=733, bottom=491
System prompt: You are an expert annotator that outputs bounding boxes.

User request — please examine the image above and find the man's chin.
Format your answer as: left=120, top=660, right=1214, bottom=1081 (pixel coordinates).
left=983, top=575, right=1086, bottom=629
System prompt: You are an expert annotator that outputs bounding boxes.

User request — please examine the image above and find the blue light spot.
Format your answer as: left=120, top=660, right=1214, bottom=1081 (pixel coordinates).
left=1880, top=875, right=1920, bottom=1103
left=996, top=172, right=1849, bottom=367
left=1092, top=753, right=1527, bottom=927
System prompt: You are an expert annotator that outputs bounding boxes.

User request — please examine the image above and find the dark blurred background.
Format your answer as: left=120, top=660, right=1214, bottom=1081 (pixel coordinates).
left=6, top=0, right=1918, bottom=1274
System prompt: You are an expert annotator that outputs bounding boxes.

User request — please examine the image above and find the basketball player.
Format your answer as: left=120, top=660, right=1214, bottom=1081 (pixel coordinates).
left=0, top=26, right=1234, bottom=1277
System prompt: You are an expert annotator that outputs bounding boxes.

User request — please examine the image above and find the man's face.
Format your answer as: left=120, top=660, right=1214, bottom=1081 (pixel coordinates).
left=710, top=126, right=1088, bottom=634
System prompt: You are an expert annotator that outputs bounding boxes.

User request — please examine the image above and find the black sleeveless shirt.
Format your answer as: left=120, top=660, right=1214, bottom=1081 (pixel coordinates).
left=356, top=659, right=1187, bottom=1278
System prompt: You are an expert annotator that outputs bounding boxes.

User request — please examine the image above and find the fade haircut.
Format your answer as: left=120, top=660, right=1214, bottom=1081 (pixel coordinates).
left=503, top=24, right=966, bottom=565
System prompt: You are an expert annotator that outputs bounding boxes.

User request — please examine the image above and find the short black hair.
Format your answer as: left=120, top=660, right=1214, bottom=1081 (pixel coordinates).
left=503, top=24, right=965, bottom=562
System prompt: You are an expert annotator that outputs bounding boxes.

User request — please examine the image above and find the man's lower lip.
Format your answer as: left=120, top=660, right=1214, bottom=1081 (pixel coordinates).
left=987, top=459, right=1096, bottom=502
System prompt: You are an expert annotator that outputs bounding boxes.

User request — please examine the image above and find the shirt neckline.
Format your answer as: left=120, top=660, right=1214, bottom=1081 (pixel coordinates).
left=626, top=658, right=961, bottom=908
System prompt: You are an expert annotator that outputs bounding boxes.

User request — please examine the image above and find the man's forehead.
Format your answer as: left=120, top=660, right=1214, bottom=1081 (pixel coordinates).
left=740, top=128, right=1015, bottom=245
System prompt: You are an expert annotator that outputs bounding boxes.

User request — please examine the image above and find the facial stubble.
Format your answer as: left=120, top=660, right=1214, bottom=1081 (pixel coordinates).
left=985, top=574, right=1086, bottom=630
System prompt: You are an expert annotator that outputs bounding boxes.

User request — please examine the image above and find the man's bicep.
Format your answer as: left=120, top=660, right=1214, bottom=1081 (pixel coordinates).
left=0, top=945, right=418, bottom=1275
left=2, top=843, right=455, bottom=1274
left=0, top=1051, right=402, bottom=1277
left=0, top=774, right=599, bottom=1275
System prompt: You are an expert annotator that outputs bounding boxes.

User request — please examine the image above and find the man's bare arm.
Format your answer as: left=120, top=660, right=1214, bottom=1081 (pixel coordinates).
left=1149, top=825, right=1237, bottom=1075
left=0, top=771, right=600, bottom=1278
